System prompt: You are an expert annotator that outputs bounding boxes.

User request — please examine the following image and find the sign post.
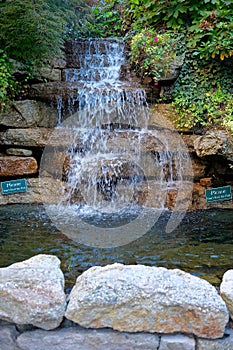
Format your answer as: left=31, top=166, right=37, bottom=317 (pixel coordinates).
left=205, top=185, right=232, bottom=203
left=1, top=179, right=27, bottom=195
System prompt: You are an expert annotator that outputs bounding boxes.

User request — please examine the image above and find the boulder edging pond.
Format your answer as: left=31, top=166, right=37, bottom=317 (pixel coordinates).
left=0, top=254, right=233, bottom=349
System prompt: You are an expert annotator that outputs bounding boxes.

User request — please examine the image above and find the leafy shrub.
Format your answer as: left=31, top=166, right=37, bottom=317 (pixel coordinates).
left=0, top=0, right=66, bottom=66
left=125, top=0, right=233, bottom=61
left=79, top=0, right=125, bottom=38
left=130, top=29, right=179, bottom=82
left=188, top=6, right=233, bottom=60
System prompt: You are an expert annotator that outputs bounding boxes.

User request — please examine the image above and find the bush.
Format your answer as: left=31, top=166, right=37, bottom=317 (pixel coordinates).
left=0, top=0, right=65, bottom=66
left=130, top=29, right=179, bottom=83
left=125, top=0, right=233, bottom=61
left=78, top=0, right=125, bottom=38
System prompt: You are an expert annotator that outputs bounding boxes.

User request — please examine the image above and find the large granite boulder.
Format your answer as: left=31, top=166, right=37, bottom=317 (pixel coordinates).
left=220, top=270, right=233, bottom=319
left=0, top=255, right=66, bottom=330
left=65, top=263, right=228, bottom=339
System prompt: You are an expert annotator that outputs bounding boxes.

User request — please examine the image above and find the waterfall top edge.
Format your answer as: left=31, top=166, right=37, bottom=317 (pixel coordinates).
left=68, top=38, right=124, bottom=42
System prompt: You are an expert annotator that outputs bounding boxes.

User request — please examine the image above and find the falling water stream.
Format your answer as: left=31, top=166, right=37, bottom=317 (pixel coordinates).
left=39, top=38, right=193, bottom=246
left=1, top=38, right=232, bottom=289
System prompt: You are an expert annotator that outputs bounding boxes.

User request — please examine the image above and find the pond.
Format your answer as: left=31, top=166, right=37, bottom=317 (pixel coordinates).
left=0, top=204, right=232, bottom=292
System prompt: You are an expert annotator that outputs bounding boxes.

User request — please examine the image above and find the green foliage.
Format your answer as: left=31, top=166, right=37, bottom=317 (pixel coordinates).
left=125, top=0, right=233, bottom=61
left=0, top=0, right=66, bottom=66
left=188, top=6, right=233, bottom=60
left=79, top=0, right=125, bottom=38
left=172, top=53, right=233, bottom=129
left=0, top=0, right=97, bottom=64
left=0, top=51, right=20, bottom=112
left=51, top=0, right=99, bottom=38
left=0, top=0, right=95, bottom=108
left=130, top=29, right=179, bottom=82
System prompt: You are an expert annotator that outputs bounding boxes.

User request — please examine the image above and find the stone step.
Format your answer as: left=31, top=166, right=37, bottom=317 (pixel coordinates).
left=29, top=81, right=145, bottom=102
left=63, top=67, right=124, bottom=82
left=65, top=38, right=124, bottom=55
left=65, top=53, right=125, bottom=69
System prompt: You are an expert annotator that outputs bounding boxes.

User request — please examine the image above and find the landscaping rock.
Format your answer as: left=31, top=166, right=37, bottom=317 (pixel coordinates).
left=0, top=128, right=76, bottom=148
left=16, top=326, right=159, bottom=350
left=197, top=328, right=233, bottom=350
left=0, top=255, right=66, bottom=330
left=38, top=67, right=61, bottom=82
left=6, top=148, right=33, bottom=157
left=220, top=269, right=233, bottom=319
left=0, top=178, right=66, bottom=205
left=0, top=324, right=20, bottom=350
left=0, top=100, right=57, bottom=128
left=65, top=263, right=229, bottom=339
left=194, top=130, right=233, bottom=163
left=0, top=156, right=38, bottom=176
left=160, top=334, right=195, bottom=350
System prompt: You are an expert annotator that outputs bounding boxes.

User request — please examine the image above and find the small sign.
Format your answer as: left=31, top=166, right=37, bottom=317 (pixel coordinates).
left=1, top=179, right=27, bottom=195
left=205, top=185, right=232, bottom=203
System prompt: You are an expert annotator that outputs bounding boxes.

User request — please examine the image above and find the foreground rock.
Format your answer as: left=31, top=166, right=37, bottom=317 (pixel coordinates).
left=197, top=328, right=233, bottom=350
left=220, top=270, right=233, bottom=319
left=0, top=324, right=19, bottom=350
left=16, top=327, right=159, bottom=350
left=0, top=255, right=66, bottom=330
left=159, top=334, right=195, bottom=350
left=65, top=263, right=229, bottom=339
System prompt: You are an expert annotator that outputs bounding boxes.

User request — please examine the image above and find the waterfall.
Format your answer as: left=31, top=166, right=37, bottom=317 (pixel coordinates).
left=40, top=38, right=193, bottom=248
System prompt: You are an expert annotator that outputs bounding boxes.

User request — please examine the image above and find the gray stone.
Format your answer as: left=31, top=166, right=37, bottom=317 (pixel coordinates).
left=6, top=148, right=33, bottom=156
left=197, top=328, right=233, bottom=350
left=38, top=67, right=61, bottom=81
left=194, top=130, right=233, bottom=162
left=0, top=128, right=77, bottom=148
left=65, top=263, right=229, bottom=339
left=52, top=57, right=66, bottom=69
left=0, top=254, right=66, bottom=330
left=159, top=334, right=195, bottom=350
left=220, top=269, right=233, bottom=319
left=29, top=81, right=80, bottom=101
left=17, top=327, right=159, bottom=350
left=0, top=100, right=58, bottom=128
left=0, top=325, right=20, bottom=350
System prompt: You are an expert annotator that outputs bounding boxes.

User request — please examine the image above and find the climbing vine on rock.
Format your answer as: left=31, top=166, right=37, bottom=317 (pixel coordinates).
left=172, top=54, right=233, bottom=129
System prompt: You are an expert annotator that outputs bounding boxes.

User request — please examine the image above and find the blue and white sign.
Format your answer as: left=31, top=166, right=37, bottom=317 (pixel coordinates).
left=1, top=179, right=27, bottom=195
left=205, top=185, right=232, bottom=203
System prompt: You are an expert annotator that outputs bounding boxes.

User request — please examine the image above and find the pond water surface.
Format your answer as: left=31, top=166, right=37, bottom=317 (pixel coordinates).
left=0, top=204, right=232, bottom=292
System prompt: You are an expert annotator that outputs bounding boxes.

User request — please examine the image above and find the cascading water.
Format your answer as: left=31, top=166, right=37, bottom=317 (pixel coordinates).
left=40, top=38, right=193, bottom=248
